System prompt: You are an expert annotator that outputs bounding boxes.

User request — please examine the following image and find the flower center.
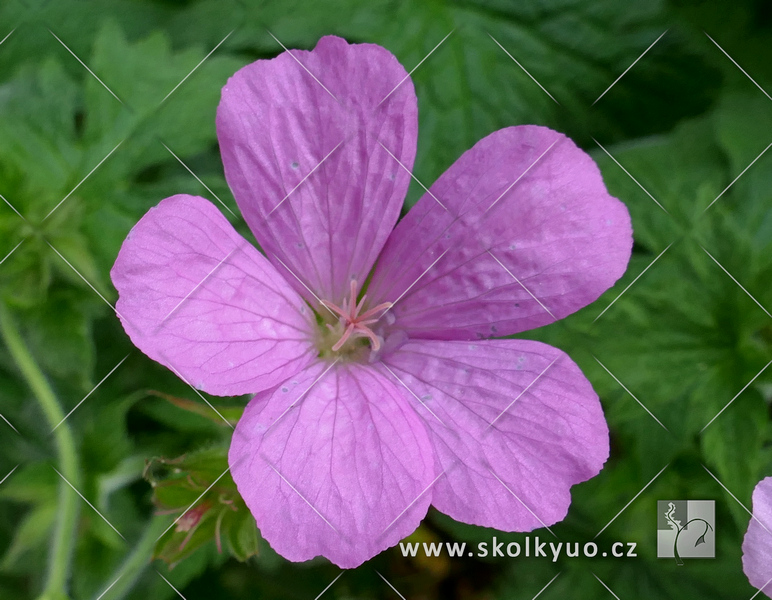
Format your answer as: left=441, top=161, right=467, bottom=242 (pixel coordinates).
left=317, top=280, right=391, bottom=360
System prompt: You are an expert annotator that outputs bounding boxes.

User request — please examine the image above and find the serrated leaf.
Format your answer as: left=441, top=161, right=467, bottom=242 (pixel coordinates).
left=83, top=20, right=244, bottom=182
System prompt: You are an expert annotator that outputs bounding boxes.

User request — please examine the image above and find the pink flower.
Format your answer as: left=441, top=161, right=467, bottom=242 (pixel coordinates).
left=111, top=36, right=632, bottom=568
left=743, top=477, right=772, bottom=597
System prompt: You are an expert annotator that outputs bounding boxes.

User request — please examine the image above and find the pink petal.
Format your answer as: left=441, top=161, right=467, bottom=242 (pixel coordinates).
left=111, top=194, right=315, bottom=397
left=368, top=126, right=632, bottom=339
left=380, top=339, right=609, bottom=531
left=743, top=477, right=772, bottom=598
left=216, top=35, right=417, bottom=307
left=229, top=361, right=435, bottom=568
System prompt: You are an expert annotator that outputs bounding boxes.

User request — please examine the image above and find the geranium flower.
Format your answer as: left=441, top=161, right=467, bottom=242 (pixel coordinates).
left=743, top=477, right=772, bottom=597
left=111, top=36, right=632, bottom=568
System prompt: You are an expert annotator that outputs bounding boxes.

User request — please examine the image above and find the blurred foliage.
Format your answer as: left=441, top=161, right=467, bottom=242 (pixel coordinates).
left=0, top=0, right=771, bottom=598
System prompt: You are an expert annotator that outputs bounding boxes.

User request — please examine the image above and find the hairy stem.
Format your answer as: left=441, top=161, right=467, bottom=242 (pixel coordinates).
left=0, top=303, right=81, bottom=600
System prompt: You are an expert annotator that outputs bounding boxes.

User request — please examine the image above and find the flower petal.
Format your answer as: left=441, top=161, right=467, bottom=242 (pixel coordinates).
left=380, top=339, right=608, bottom=530
left=368, top=126, right=632, bottom=339
left=111, top=194, right=315, bottom=397
left=743, top=477, right=772, bottom=598
left=216, top=35, right=417, bottom=307
left=229, top=361, right=435, bottom=568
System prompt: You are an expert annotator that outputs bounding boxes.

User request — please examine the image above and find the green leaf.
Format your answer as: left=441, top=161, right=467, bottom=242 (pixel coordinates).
left=17, top=289, right=96, bottom=385
left=83, top=20, right=244, bottom=182
left=243, top=0, right=719, bottom=205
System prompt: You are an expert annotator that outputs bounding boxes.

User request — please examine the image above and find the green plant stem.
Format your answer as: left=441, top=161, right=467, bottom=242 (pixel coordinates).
left=0, top=303, right=81, bottom=600
left=91, top=515, right=168, bottom=600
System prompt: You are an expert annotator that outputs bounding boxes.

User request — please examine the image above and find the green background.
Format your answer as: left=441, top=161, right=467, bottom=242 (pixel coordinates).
left=1, top=0, right=771, bottom=598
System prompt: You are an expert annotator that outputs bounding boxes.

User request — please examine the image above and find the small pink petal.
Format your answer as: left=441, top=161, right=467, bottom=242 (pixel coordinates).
left=111, top=194, right=315, bottom=397
left=217, top=35, right=417, bottom=307
left=228, top=361, right=435, bottom=568
left=368, top=125, right=632, bottom=339
left=743, top=477, right=772, bottom=598
left=381, top=339, right=609, bottom=531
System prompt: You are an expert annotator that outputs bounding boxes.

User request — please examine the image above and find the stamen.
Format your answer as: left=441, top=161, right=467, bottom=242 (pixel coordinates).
left=331, top=323, right=356, bottom=352
left=321, top=280, right=391, bottom=354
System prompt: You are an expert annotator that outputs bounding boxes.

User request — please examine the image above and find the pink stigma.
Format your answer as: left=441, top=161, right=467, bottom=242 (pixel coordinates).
left=321, top=280, right=392, bottom=352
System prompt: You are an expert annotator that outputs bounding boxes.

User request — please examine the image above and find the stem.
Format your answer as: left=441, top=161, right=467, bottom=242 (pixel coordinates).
left=91, top=515, right=168, bottom=600
left=0, top=303, right=81, bottom=600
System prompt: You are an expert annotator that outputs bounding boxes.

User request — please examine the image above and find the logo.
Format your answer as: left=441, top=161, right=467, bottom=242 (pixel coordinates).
left=657, top=500, right=715, bottom=564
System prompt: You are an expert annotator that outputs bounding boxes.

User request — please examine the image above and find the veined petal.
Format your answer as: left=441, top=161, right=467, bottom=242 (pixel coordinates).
left=111, top=194, right=315, bottom=397
left=368, top=126, right=632, bottom=339
left=380, top=339, right=608, bottom=531
left=229, top=361, right=435, bottom=568
left=743, top=477, right=772, bottom=598
left=217, top=35, right=417, bottom=307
